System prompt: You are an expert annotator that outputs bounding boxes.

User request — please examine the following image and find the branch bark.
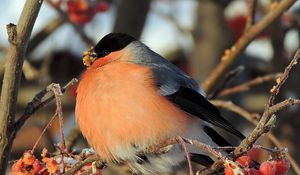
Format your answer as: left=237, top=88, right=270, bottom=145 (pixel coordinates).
left=0, top=0, right=44, bottom=172
left=201, top=0, right=296, bottom=93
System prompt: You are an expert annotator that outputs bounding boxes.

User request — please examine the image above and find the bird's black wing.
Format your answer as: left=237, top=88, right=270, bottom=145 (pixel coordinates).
left=166, top=86, right=245, bottom=139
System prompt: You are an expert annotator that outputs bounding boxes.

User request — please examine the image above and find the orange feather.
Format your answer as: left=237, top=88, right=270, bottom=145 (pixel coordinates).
left=75, top=52, right=193, bottom=162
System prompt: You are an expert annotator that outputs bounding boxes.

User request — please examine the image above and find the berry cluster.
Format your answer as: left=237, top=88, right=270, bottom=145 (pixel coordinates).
left=224, top=155, right=290, bottom=175
left=10, top=149, right=101, bottom=175
left=51, top=0, right=109, bottom=25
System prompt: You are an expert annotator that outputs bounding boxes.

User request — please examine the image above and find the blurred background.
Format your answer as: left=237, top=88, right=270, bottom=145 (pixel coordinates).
left=1, top=0, right=300, bottom=174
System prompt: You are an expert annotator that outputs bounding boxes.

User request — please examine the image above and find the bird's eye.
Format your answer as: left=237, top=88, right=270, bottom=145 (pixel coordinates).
left=100, top=50, right=110, bottom=57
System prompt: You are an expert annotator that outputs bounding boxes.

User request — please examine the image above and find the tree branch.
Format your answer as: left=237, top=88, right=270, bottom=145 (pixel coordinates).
left=63, top=154, right=103, bottom=175
left=199, top=48, right=300, bottom=174
left=201, top=0, right=296, bottom=93
left=217, top=73, right=281, bottom=97
left=245, top=0, right=258, bottom=31
left=12, top=78, right=78, bottom=138
left=211, top=99, right=300, bottom=174
left=0, top=0, right=44, bottom=172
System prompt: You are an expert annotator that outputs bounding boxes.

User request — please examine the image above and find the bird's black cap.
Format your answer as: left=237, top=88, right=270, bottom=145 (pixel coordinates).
left=93, top=33, right=136, bottom=57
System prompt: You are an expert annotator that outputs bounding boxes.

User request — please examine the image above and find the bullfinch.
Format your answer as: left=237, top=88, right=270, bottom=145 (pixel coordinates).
left=75, top=33, right=244, bottom=174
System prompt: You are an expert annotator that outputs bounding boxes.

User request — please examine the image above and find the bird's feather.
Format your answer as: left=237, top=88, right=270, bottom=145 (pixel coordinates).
left=166, top=87, right=245, bottom=139
left=129, top=41, right=244, bottom=139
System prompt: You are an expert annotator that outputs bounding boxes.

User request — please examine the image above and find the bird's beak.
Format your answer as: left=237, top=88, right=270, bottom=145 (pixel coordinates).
left=83, top=47, right=97, bottom=67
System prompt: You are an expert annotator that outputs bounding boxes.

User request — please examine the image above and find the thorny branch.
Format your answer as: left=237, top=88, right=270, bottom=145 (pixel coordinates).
left=202, top=0, right=297, bottom=93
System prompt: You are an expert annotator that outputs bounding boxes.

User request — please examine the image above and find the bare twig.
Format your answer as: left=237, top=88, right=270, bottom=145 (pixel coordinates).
left=245, top=0, right=258, bottom=31
left=51, top=84, right=66, bottom=150
left=13, top=78, right=78, bottom=137
left=176, top=136, right=193, bottom=175
left=208, top=66, right=245, bottom=99
left=217, top=73, right=281, bottom=97
left=211, top=99, right=300, bottom=174
left=51, top=84, right=66, bottom=172
left=234, top=49, right=300, bottom=157
left=200, top=49, right=300, bottom=174
left=269, top=49, right=300, bottom=106
left=211, top=100, right=260, bottom=124
left=63, top=154, right=103, bottom=175
left=31, top=109, right=57, bottom=153
left=191, top=140, right=223, bottom=159
left=201, top=0, right=296, bottom=93
left=0, top=0, right=44, bottom=172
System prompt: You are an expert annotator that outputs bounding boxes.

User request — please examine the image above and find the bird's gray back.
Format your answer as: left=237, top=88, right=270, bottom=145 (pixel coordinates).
left=128, top=41, right=204, bottom=96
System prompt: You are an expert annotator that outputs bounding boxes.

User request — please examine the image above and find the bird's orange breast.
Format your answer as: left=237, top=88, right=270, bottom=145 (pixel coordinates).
left=75, top=61, right=192, bottom=162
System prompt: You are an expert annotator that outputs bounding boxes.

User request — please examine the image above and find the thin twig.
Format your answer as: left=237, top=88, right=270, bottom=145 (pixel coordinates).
left=13, top=78, right=78, bottom=136
left=269, top=49, right=300, bottom=106
left=202, top=0, right=297, bottom=93
left=208, top=66, right=245, bottom=99
left=217, top=73, right=281, bottom=97
left=191, top=140, right=223, bottom=159
left=31, top=111, right=57, bottom=153
left=50, top=84, right=66, bottom=172
left=245, top=0, right=258, bottom=31
left=176, top=136, right=193, bottom=175
left=63, top=154, right=103, bottom=175
left=211, top=100, right=259, bottom=124
left=51, top=84, right=66, bottom=150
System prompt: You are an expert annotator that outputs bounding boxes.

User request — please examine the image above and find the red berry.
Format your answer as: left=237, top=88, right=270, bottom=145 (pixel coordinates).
left=259, top=161, right=276, bottom=175
left=236, top=155, right=252, bottom=167
left=33, top=159, right=43, bottom=173
left=11, top=159, right=23, bottom=172
left=224, top=167, right=235, bottom=175
left=274, top=158, right=290, bottom=175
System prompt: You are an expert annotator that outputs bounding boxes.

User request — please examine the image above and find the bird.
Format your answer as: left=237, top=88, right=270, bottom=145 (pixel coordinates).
left=75, top=33, right=244, bottom=174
